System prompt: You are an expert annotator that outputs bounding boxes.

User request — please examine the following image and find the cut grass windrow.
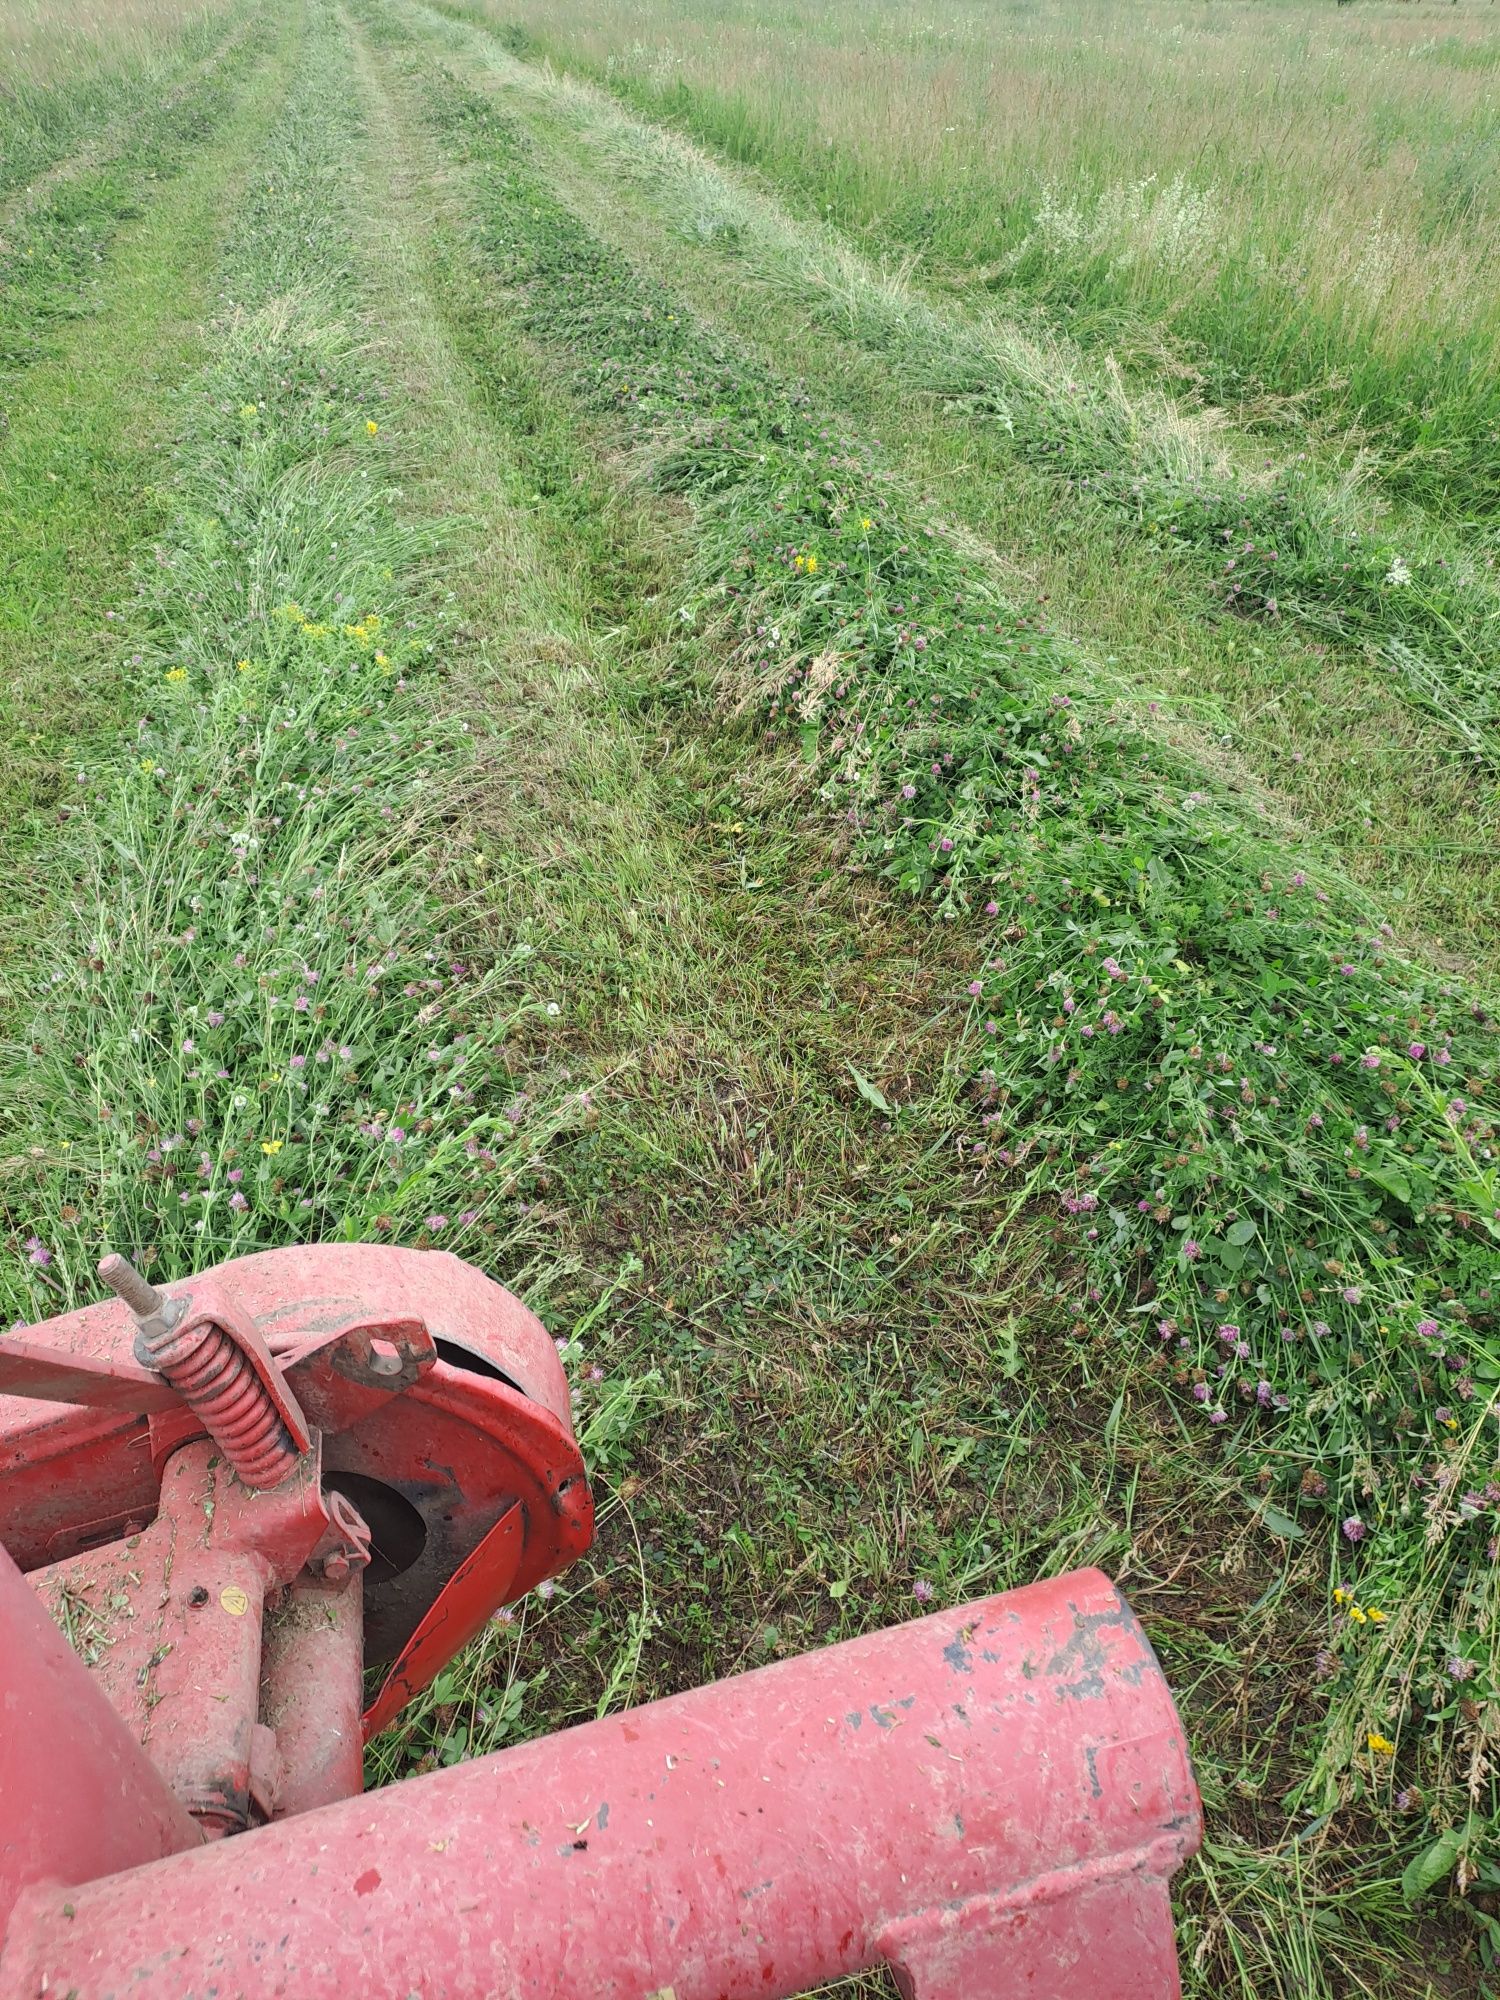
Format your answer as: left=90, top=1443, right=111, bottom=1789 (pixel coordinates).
left=0, top=0, right=246, bottom=215
left=0, top=2, right=579, bottom=1363
left=424, top=3, right=1500, bottom=789
left=414, top=27, right=1500, bottom=980
left=372, top=7, right=1500, bottom=1888
left=0, top=0, right=299, bottom=933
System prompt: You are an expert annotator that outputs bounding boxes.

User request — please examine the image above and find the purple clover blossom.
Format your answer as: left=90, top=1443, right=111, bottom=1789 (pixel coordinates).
left=181, top=1038, right=195, bottom=1054
left=1361, top=1051, right=1380, bottom=1069
left=229, top=1192, right=248, bottom=1212
left=25, top=1237, right=51, bottom=1268
left=1408, top=1042, right=1426, bottom=1059
left=1182, top=1239, right=1202, bottom=1261
left=1342, top=1516, right=1367, bottom=1544
left=1341, top=1286, right=1363, bottom=1305
left=1416, top=1318, right=1440, bottom=1339
left=912, top=1579, right=936, bottom=1604
left=426, top=1215, right=448, bottom=1233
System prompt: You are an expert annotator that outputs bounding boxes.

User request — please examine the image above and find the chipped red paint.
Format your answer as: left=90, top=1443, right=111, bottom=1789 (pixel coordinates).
left=1, top=1572, right=1201, bottom=2000
left=1, top=1250, right=1201, bottom=1998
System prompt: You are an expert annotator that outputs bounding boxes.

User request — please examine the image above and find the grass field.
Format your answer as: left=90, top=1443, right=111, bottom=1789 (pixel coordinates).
left=1, top=0, right=1497, bottom=1993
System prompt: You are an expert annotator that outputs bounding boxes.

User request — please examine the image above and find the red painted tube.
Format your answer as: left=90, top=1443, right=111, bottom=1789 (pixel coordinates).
left=0, top=1546, right=199, bottom=1940
left=0, top=1570, right=1200, bottom=1999
left=259, top=1571, right=366, bottom=1819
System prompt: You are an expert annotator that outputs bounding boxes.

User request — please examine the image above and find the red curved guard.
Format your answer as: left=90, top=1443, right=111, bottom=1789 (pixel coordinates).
left=361, top=1503, right=525, bottom=1738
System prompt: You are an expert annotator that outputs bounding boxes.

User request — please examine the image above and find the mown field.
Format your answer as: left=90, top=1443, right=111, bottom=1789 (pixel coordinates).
left=0, top=0, right=1496, bottom=1993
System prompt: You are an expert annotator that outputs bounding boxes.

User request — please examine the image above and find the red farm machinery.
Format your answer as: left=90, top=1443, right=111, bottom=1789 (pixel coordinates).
left=0, top=1245, right=1202, bottom=1997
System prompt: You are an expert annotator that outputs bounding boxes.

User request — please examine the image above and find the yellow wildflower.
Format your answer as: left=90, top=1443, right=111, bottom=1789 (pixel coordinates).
left=236, top=659, right=250, bottom=673
left=805, top=554, right=819, bottom=575
left=366, top=419, right=379, bottom=436
left=139, top=758, right=155, bottom=774
left=1333, top=1588, right=1349, bottom=1605
left=239, top=404, right=258, bottom=419
left=260, top=1139, right=283, bottom=1157
left=165, top=667, right=187, bottom=684
left=1366, top=1732, right=1395, bottom=1756
left=374, top=651, right=389, bottom=667
left=1366, top=1609, right=1388, bottom=1624
left=1349, top=1606, right=1367, bottom=1624
left=860, top=517, right=873, bottom=531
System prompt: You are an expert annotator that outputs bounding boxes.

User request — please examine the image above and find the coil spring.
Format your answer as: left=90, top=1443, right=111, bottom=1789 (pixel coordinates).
left=148, top=1318, right=298, bottom=1490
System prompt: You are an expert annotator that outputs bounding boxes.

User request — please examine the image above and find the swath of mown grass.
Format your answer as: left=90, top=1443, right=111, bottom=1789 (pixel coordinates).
left=346, top=20, right=1483, bottom=1991
left=0, top=3, right=582, bottom=1346
left=416, top=30, right=1500, bottom=979
left=0, top=0, right=298, bottom=952
left=478, top=0, right=1500, bottom=526
left=365, top=6, right=1500, bottom=1947
left=418, top=7, right=1500, bottom=782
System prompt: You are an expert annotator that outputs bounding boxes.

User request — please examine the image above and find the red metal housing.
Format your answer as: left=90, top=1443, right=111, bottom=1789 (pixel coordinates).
left=1, top=1569, right=1199, bottom=1999
left=0, top=1245, right=592, bottom=1677
left=0, top=1249, right=1202, bottom=1997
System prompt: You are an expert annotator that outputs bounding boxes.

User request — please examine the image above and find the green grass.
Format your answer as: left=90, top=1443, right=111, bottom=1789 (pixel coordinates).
left=410, top=28, right=1500, bottom=980
left=4, top=0, right=1500, bottom=1994
left=355, top=5, right=1499, bottom=1983
left=0, top=3, right=583, bottom=1313
left=0, top=0, right=236, bottom=202
left=0, top=0, right=291, bottom=948
left=475, top=0, right=1500, bottom=524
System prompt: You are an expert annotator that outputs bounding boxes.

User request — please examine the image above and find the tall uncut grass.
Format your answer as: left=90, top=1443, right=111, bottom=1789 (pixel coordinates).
left=486, top=0, right=1500, bottom=519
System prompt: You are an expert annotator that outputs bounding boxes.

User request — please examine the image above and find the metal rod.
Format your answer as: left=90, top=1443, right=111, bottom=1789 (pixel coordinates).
left=98, top=1252, right=165, bottom=1320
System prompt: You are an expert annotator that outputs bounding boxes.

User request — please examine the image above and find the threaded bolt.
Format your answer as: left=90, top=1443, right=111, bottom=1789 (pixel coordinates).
left=98, top=1253, right=163, bottom=1320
